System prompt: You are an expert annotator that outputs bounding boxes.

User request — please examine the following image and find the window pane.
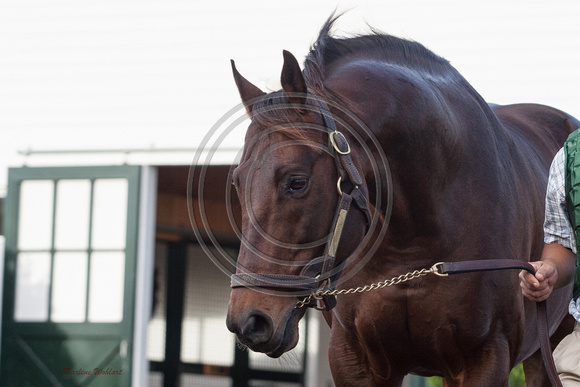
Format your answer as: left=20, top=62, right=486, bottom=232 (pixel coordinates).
left=147, top=317, right=167, bottom=361
left=148, top=372, right=163, bottom=387
left=54, top=180, right=91, bottom=250
left=88, top=252, right=125, bottom=322
left=201, top=317, right=234, bottom=365
left=181, top=318, right=201, bottom=363
left=18, top=180, right=54, bottom=250
left=91, top=179, right=128, bottom=250
left=248, top=380, right=302, bottom=387
left=180, top=374, right=231, bottom=387
left=14, top=252, right=51, bottom=321
left=249, top=382, right=301, bottom=387
left=51, top=252, right=88, bottom=322
left=181, top=245, right=235, bottom=366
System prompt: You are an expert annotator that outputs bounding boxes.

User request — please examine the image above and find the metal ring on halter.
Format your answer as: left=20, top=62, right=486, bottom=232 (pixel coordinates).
left=336, top=176, right=343, bottom=196
left=330, top=130, right=351, bottom=155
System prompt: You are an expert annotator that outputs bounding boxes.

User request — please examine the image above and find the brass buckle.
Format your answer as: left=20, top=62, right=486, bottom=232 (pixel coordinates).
left=330, top=130, right=351, bottom=155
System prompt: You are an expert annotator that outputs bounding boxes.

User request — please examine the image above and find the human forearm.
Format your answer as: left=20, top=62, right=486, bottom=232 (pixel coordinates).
left=540, top=242, right=576, bottom=289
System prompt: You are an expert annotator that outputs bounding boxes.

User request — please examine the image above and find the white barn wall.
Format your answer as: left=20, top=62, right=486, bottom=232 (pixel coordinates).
left=1, top=0, right=579, bottom=195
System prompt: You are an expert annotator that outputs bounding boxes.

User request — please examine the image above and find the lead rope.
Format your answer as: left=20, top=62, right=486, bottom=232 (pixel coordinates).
left=297, top=259, right=562, bottom=387
left=295, top=262, right=445, bottom=309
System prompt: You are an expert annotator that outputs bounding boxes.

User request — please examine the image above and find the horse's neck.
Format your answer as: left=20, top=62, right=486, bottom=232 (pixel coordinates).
left=374, top=125, right=459, bottom=242
left=367, top=103, right=505, bottom=248
left=328, top=62, right=506, bottom=245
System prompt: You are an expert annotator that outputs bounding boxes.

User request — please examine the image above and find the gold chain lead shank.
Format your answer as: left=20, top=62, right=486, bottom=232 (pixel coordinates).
left=296, top=262, right=446, bottom=309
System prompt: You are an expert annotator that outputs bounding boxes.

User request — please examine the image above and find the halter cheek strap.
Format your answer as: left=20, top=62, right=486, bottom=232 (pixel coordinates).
left=323, top=103, right=371, bottom=225
left=230, top=98, right=371, bottom=311
left=230, top=191, right=354, bottom=311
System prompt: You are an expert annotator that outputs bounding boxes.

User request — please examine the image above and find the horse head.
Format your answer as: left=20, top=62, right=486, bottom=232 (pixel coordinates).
left=225, top=50, right=372, bottom=357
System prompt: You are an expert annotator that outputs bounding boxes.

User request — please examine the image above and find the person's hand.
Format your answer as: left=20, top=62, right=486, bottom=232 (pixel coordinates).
left=519, top=261, right=558, bottom=302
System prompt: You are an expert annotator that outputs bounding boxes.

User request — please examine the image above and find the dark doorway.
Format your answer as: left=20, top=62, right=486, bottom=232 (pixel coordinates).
left=147, top=239, right=308, bottom=387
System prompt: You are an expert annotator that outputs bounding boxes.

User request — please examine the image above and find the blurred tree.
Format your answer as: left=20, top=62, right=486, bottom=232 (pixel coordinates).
left=426, top=364, right=525, bottom=386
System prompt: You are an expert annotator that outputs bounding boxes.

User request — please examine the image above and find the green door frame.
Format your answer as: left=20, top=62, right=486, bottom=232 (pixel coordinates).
left=0, top=165, right=153, bottom=387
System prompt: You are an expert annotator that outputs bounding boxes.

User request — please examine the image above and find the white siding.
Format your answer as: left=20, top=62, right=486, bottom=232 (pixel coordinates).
left=1, top=0, right=579, bottom=192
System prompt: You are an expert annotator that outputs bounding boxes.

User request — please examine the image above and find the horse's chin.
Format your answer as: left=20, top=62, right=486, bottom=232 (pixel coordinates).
left=265, top=312, right=300, bottom=358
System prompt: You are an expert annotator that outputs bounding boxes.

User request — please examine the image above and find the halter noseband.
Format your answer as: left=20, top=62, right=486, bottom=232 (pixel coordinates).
left=230, top=99, right=372, bottom=311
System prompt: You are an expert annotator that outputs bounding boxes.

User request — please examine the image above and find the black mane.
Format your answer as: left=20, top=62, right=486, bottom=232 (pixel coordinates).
left=304, top=14, right=453, bottom=94
left=252, top=14, right=459, bottom=130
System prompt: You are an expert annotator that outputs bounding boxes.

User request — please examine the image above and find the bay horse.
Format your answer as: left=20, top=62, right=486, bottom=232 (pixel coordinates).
left=225, top=15, right=579, bottom=386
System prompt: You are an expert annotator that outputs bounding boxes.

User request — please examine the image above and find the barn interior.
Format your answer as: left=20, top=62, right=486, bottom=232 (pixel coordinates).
left=149, top=165, right=319, bottom=387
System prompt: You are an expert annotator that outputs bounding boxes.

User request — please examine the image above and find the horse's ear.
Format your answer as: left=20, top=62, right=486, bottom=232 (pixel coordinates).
left=231, top=60, right=266, bottom=116
left=281, top=50, right=307, bottom=105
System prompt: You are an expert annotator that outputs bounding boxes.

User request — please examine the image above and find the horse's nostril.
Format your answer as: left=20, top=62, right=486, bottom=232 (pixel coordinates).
left=241, top=313, right=273, bottom=345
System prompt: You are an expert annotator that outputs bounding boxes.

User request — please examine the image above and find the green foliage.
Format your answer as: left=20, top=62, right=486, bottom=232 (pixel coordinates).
left=509, top=363, right=526, bottom=387
left=425, top=363, right=525, bottom=386
left=426, top=376, right=442, bottom=387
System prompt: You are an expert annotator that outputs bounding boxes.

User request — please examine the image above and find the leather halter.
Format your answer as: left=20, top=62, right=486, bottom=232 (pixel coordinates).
left=230, top=99, right=372, bottom=310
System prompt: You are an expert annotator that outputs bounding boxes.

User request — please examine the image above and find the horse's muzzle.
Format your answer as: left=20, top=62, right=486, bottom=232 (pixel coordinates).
left=227, top=309, right=274, bottom=350
left=226, top=300, right=303, bottom=357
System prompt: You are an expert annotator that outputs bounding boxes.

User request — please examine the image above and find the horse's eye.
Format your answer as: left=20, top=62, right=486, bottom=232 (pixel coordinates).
left=286, top=177, right=309, bottom=193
